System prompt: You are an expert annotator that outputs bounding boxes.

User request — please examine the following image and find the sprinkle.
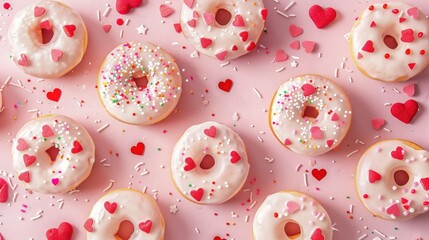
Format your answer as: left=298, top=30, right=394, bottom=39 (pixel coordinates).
left=332, top=223, right=339, bottom=231
left=245, top=215, right=249, bottom=222
left=120, top=29, right=124, bottom=38
left=194, top=228, right=200, bottom=233
left=97, top=123, right=110, bottom=133
left=296, top=164, right=302, bottom=172
left=349, top=204, right=354, bottom=214
left=348, top=76, right=353, bottom=83
left=0, top=76, right=11, bottom=91
left=384, top=103, right=392, bottom=106
left=393, top=88, right=401, bottom=93
left=383, top=127, right=392, bottom=132
left=31, top=215, right=42, bottom=220
left=253, top=88, right=263, bottom=99
left=374, top=229, right=387, bottom=238
left=13, top=192, right=18, bottom=202
left=276, top=66, right=286, bottom=72
left=134, top=162, right=145, bottom=171
left=58, top=201, right=64, bottom=209
left=68, top=189, right=80, bottom=194
left=341, top=62, right=345, bottom=69
left=140, top=170, right=150, bottom=176
left=275, top=9, right=289, bottom=18
left=345, top=67, right=353, bottom=73
left=257, top=136, right=264, bottom=142
left=249, top=201, right=257, bottom=209
left=103, top=181, right=114, bottom=192
left=103, top=6, right=111, bottom=17
left=220, top=62, right=230, bottom=67
left=304, top=173, right=308, bottom=186
left=96, top=10, right=101, bottom=21
left=99, top=158, right=107, bottom=163
left=124, top=19, right=130, bottom=26
left=347, top=150, right=359, bottom=158
left=142, top=186, right=147, bottom=193
left=103, top=164, right=111, bottom=167
left=265, top=157, right=274, bottom=163
left=358, top=234, right=367, bottom=240
left=284, top=1, right=296, bottom=11
left=334, top=68, right=339, bottom=78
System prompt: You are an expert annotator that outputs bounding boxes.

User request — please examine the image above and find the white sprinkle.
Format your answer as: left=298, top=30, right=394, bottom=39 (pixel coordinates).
left=257, top=136, right=264, bottom=142
left=349, top=76, right=353, bottom=83
left=249, top=201, right=257, bottom=209
left=220, top=62, right=230, bottom=67
left=124, top=19, right=130, bottom=26
left=245, top=215, right=249, bottom=222
left=332, top=223, right=339, bottom=231
left=341, top=62, right=345, bottom=69
left=120, top=29, right=124, bottom=38
left=383, top=127, right=392, bottom=133
left=259, top=44, right=267, bottom=49
left=265, top=157, right=274, bottom=163
left=142, top=186, right=147, bottom=193
left=103, top=181, right=114, bottom=192
left=76, top=100, right=82, bottom=107
left=17, top=79, right=23, bottom=86
left=296, top=164, right=302, bottom=172
left=374, top=229, right=387, bottom=238
left=68, top=189, right=80, bottom=194
left=97, top=123, right=110, bottom=133
left=275, top=9, right=289, bottom=18
left=276, top=66, right=286, bottom=72
left=194, top=227, right=200, bottom=233
left=358, top=234, right=367, bottom=240
left=374, top=135, right=380, bottom=139
left=347, top=150, right=359, bottom=158
left=345, top=67, right=353, bottom=73
left=134, top=162, right=145, bottom=171
left=349, top=204, right=354, bottom=214
left=0, top=76, right=11, bottom=91
left=99, top=158, right=107, bottom=163
left=103, top=164, right=111, bottom=167
left=304, top=173, right=308, bottom=186
left=58, top=201, right=64, bottom=209
left=384, top=103, right=392, bottom=106
left=141, top=170, right=150, bottom=176
left=393, top=87, right=401, bottom=93
left=31, top=215, right=42, bottom=220
left=334, top=68, right=339, bottom=78
left=13, top=192, right=18, bottom=202
left=253, top=88, right=263, bottom=99
left=284, top=1, right=296, bottom=11
left=103, top=6, right=111, bottom=17
left=388, top=237, right=397, bottom=240
left=96, top=10, right=101, bottom=21
left=318, top=52, right=322, bottom=58
left=292, top=56, right=300, bottom=60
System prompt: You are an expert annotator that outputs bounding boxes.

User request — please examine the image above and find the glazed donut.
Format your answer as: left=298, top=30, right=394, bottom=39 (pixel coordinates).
left=11, top=114, right=95, bottom=194
left=253, top=191, right=333, bottom=240
left=180, top=0, right=267, bottom=60
left=350, top=2, right=429, bottom=82
left=356, top=139, right=429, bottom=220
left=84, top=189, right=165, bottom=240
left=171, top=121, right=249, bottom=204
left=97, top=42, right=182, bottom=125
left=269, top=75, right=352, bottom=156
left=8, top=0, right=88, bottom=79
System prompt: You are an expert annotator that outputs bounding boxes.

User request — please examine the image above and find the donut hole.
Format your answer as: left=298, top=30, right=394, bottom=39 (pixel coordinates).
left=383, top=35, right=398, bottom=49
left=132, top=71, right=149, bottom=90
left=45, top=146, right=59, bottom=162
left=302, top=105, right=319, bottom=119
left=200, top=154, right=215, bottom=170
left=284, top=221, right=301, bottom=239
left=393, top=169, right=409, bottom=186
left=215, top=8, right=232, bottom=26
left=115, top=220, right=134, bottom=240
left=41, top=28, right=54, bottom=44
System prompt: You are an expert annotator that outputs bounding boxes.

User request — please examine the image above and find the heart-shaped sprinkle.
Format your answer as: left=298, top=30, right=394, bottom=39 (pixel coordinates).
left=390, top=99, right=418, bottom=124
left=139, top=220, right=152, bottom=233
left=391, top=146, right=404, bottom=160
left=190, top=188, right=204, bottom=201
left=103, top=24, right=112, bottom=33
left=302, top=41, right=316, bottom=53
left=246, top=41, right=256, bottom=51
left=401, top=29, right=414, bottom=43
left=71, top=140, right=83, bottom=154
left=34, top=6, right=46, bottom=17
left=408, top=63, right=416, bottom=70
left=46, top=222, right=73, bottom=240
left=239, top=31, right=249, bottom=42
left=326, top=139, right=334, bottom=148
left=368, top=169, right=382, bottom=183
left=187, top=19, right=196, bottom=28
left=302, top=83, right=316, bottom=96
left=160, top=4, right=174, bottom=18
left=331, top=113, right=339, bottom=121
left=200, top=37, right=212, bottom=49
left=289, top=24, right=303, bottom=38
left=420, top=177, right=429, bottom=191
left=215, top=50, right=228, bottom=60
left=40, top=19, right=52, bottom=30
left=260, top=8, right=268, bottom=21
left=402, top=84, right=415, bottom=97
left=0, top=178, right=8, bottom=203
left=18, top=171, right=30, bottom=183
left=310, top=126, right=323, bottom=139
left=42, top=125, right=55, bottom=138
left=284, top=138, right=292, bottom=145
left=47, top=88, right=62, bottom=102
left=63, top=25, right=76, bottom=38
left=230, top=151, right=241, bottom=164
left=184, top=157, right=196, bottom=171
left=83, top=218, right=94, bottom=232
left=218, top=79, right=233, bottom=92
left=184, top=0, right=194, bottom=8
left=51, top=49, right=63, bottom=62
left=386, top=203, right=400, bottom=217
left=310, top=228, right=325, bottom=240
left=309, top=5, right=336, bottom=29
left=51, top=178, right=59, bottom=186
left=371, top=118, right=385, bottom=130
left=17, top=138, right=29, bottom=151
left=130, top=142, right=145, bottom=155
left=203, top=12, right=215, bottom=25
left=104, top=201, right=118, bottom=214
left=286, top=201, right=300, bottom=214
left=311, top=168, right=327, bottom=181
left=407, top=7, right=420, bottom=19
left=362, top=40, right=374, bottom=52
left=275, top=49, right=288, bottom=62
left=204, top=126, right=216, bottom=138
left=17, top=54, right=30, bottom=66
left=116, top=0, right=142, bottom=14
left=23, top=154, right=36, bottom=167
left=232, top=14, right=245, bottom=27
left=290, top=41, right=300, bottom=50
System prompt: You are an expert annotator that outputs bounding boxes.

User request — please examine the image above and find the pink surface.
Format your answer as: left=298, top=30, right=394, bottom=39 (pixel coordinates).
left=0, top=0, right=429, bottom=239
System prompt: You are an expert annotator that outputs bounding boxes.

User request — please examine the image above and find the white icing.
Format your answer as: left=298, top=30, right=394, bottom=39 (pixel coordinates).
left=86, top=189, right=164, bottom=240
left=11, top=114, right=95, bottom=194
left=253, top=191, right=333, bottom=240
left=171, top=121, right=249, bottom=204
left=356, top=140, right=429, bottom=220
left=350, top=2, right=429, bottom=81
left=270, top=75, right=352, bottom=156
left=8, top=0, right=87, bottom=79
left=97, top=42, right=182, bottom=125
left=180, top=0, right=266, bottom=60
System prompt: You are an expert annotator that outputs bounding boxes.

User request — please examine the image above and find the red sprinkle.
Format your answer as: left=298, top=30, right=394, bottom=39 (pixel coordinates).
left=392, top=9, right=399, bottom=14
left=116, top=18, right=124, bottom=26
left=369, top=5, right=374, bottom=10
left=418, top=32, right=424, bottom=38
left=420, top=50, right=426, bottom=55
left=363, top=194, right=369, bottom=199
left=383, top=3, right=388, bottom=9
left=3, top=2, right=11, bottom=9
left=405, top=49, right=411, bottom=55
left=384, top=53, right=390, bottom=59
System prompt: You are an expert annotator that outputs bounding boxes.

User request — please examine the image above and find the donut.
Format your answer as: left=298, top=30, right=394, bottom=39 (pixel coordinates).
left=350, top=2, right=429, bottom=82
left=179, top=0, right=267, bottom=60
left=84, top=189, right=165, bottom=240
left=97, top=42, right=182, bottom=125
left=355, top=139, right=429, bottom=220
left=253, top=191, right=333, bottom=240
left=269, top=75, right=352, bottom=156
left=171, top=121, right=249, bottom=204
left=8, top=0, right=88, bottom=79
left=11, top=114, right=95, bottom=194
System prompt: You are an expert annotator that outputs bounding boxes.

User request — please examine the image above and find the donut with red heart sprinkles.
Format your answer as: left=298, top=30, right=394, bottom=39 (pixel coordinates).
left=269, top=75, right=352, bottom=156
left=85, top=189, right=165, bottom=240
left=350, top=2, right=429, bottom=82
left=171, top=121, right=249, bottom=204
left=11, top=114, right=95, bottom=194
left=253, top=191, right=333, bottom=240
left=8, top=0, right=88, bottom=79
left=179, top=0, right=267, bottom=60
left=356, top=139, right=429, bottom=220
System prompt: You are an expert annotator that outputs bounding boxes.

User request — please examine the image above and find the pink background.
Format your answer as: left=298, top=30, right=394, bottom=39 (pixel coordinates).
left=1, top=0, right=429, bottom=239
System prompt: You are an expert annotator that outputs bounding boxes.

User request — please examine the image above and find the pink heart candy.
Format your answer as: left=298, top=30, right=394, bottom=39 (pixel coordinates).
left=290, top=41, right=300, bottom=50
left=310, top=126, right=324, bottom=139
left=203, top=12, right=215, bottom=25
left=407, top=7, right=420, bottom=19
left=275, top=49, right=288, bottom=62
left=289, top=24, right=303, bottom=38
left=302, top=41, right=316, bottom=53
left=286, top=201, right=300, bottom=214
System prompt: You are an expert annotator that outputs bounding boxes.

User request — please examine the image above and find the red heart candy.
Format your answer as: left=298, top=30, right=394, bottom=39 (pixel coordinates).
left=275, top=49, right=288, bottom=62
left=284, top=138, right=292, bottom=145
left=311, top=168, right=327, bottom=181
left=63, top=25, right=76, bottom=38
left=407, top=7, right=420, bottom=19
left=368, top=169, right=382, bottom=183
left=331, top=113, right=339, bottom=121
left=0, top=178, right=8, bottom=203
left=310, top=228, right=325, bottom=240
left=326, top=139, right=334, bottom=148
left=302, top=41, right=316, bottom=53
left=40, top=19, right=52, bottom=30
left=246, top=41, right=256, bottom=51
left=51, top=49, right=64, bottom=62
left=184, top=157, right=196, bottom=171
left=239, top=31, right=249, bottom=42
left=302, top=83, right=316, bottom=96
left=371, top=118, right=385, bottom=130
left=42, top=125, right=55, bottom=137
left=289, top=24, right=303, bottom=38
left=83, top=218, right=94, bottom=232
left=420, top=177, right=429, bottom=191
left=71, top=140, right=83, bottom=154
left=309, top=5, right=336, bottom=29
left=190, top=188, right=204, bottom=201
left=160, top=4, right=174, bottom=18
left=218, top=79, right=233, bottom=92
left=18, top=171, right=30, bottom=183
left=215, top=50, right=228, bottom=60
left=47, top=88, right=62, bottom=102
left=46, top=222, right=73, bottom=240
left=116, top=0, right=142, bottom=15
left=23, top=154, right=36, bottom=167
left=187, top=19, right=196, bottom=28
left=131, top=142, right=145, bottom=155
left=260, top=8, right=268, bottom=21
left=390, top=99, right=419, bottom=124
left=362, top=40, right=375, bottom=52
left=232, top=14, right=245, bottom=27
left=139, top=220, right=152, bottom=233
left=401, top=29, right=414, bottom=43
left=184, top=0, right=194, bottom=8
left=386, top=203, right=400, bottom=217
left=204, top=126, right=217, bottom=138
left=230, top=151, right=241, bottom=164
left=17, top=138, right=29, bottom=151
left=402, top=84, right=415, bottom=97
left=200, top=37, right=212, bottom=49
left=34, top=6, right=46, bottom=17
left=104, top=201, right=117, bottom=214
left=103, top=24, right=112, bottom=33
left=391, top=146, right=404, bottom=160
left=17, top=54, right=30, bottom=66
